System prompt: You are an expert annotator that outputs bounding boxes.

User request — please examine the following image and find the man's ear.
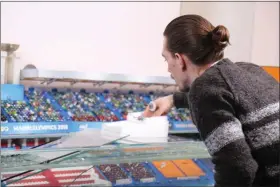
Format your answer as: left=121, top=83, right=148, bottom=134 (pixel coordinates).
left=174, top=53, right=187, bottom=71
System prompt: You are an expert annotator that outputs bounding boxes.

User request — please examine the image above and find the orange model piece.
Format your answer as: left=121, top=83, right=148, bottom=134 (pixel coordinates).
left=152, top=160, right=185, bottom=178
left=172, top=159, right=205, bottom=177
left=262, top=66, right=280, bottom=82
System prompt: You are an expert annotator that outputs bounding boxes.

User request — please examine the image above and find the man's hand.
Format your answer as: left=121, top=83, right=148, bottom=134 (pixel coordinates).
left=142, top=95, right=174, bottom=117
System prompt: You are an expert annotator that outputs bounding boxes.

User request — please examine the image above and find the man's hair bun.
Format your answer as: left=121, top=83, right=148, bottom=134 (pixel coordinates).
left=211, top=25, right=230, bottom=51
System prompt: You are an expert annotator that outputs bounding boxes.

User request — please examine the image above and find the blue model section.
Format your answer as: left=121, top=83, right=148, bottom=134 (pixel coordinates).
left=1, top=88, right=198, bottom=137
left=0, top=157, right=214, bottom=187
left=1, top=87, right=213, bottom=187
left=1, top=84, right=24, bottom=101
left=1, top=131, right=213, bottom=186
left=94, top=159, right=214, bottom=187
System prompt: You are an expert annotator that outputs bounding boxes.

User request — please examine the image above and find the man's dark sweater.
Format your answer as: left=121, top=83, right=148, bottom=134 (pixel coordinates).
left=173, top=58, right=279, bottom=187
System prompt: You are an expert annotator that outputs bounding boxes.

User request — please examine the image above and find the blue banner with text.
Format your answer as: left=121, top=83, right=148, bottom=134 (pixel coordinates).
left=1, top=121, right=197, bottom=138
left=1, top=122, right=103, bottom=136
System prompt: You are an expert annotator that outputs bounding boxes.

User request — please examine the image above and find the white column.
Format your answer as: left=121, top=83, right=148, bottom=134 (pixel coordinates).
left=1, top=43, right=21, bottom=84
left=7, top=52, right=21, bottom=84
left=1, top=51, right=8, bottom=84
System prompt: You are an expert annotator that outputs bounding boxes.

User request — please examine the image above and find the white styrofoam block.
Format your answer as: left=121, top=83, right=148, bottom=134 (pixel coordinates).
left=101, top=113, right=169, bottom=139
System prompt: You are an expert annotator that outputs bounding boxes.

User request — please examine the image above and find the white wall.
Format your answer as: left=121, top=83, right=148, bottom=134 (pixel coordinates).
left=1, top=2, right=180, bottom=76
left=251, top=2, right=279, bottom=66
left=1, top=2, right=279, bottom=81
left=181, top=2, right=279, bottom=66
left=180, top=2, right=255, bottom=63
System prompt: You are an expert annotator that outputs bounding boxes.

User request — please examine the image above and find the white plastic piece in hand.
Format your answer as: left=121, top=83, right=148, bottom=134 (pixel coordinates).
left=148, top=101, right=157, bottom=112
left=127, top=112, right=143, bottom=121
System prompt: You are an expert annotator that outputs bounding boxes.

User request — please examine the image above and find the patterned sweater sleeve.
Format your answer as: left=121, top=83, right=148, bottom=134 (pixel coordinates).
left=189, top=75, right=258, bottom=187
left=173, top=92, right=189, bottom=109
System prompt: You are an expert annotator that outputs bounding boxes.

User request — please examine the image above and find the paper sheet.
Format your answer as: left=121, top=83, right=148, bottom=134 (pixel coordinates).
left=33, top=129, right=129, bottom=161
